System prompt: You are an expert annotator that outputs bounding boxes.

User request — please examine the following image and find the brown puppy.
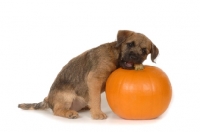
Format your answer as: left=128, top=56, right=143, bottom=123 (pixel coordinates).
left=18, top=30, right=159, bottom=120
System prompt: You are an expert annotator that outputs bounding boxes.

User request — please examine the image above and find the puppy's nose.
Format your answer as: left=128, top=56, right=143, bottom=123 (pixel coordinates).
left=129, top=53, right=137, bottom=59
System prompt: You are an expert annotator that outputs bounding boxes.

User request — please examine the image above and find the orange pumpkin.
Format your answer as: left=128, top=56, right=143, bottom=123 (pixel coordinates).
left=106, top=65, right=172, bottom=120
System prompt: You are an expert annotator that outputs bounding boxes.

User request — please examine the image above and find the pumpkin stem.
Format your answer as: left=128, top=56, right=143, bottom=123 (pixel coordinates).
left=134, top=64, right=144, bottom=70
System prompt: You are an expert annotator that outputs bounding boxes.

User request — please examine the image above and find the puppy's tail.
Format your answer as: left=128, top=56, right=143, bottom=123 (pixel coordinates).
left=18, top=97, right=49, bottom=110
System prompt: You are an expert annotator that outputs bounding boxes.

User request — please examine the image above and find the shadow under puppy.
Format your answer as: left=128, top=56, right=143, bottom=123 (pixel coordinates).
left=18, top=30, right=159, bottom=120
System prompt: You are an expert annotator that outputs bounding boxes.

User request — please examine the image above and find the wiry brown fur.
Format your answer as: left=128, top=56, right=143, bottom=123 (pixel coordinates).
left=18, top=30, right=159, bottom=119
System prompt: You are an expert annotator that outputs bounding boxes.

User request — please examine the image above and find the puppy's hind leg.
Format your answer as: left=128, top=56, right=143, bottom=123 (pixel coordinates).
left=53, top=104, right=79, bottom=119
left=50, top=91, right=79, bottom=119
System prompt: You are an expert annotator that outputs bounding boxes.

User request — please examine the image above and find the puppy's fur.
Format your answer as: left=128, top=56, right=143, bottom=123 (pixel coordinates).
left=18, top=30, right=159, bottom=119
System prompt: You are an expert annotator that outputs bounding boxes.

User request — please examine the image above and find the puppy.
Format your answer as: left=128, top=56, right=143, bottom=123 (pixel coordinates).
left=18, top=30, right=159, bottom=120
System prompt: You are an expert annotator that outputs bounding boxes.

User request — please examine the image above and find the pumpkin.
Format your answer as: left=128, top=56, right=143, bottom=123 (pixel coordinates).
left=106, top=65, right=172, bottom=120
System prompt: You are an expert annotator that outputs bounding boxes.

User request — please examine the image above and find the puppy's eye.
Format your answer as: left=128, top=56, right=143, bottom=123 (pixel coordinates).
left=142, top=48, right=147, bottom=54
left=127, top=42, right=135, bottom=48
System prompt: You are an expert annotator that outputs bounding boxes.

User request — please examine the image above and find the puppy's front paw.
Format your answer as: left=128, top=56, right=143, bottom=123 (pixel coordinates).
left=65, top=110, right=79, bottom=119
left=91, top=110, right=107, bottom=120
left=134, top=64, right=144, bottom=70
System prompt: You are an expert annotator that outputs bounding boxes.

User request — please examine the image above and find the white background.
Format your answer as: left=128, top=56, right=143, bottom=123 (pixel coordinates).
left=0, top=0, right=200, bottom=131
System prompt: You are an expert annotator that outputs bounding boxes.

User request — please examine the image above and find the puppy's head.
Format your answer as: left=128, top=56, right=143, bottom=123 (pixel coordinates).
left=116, top=30, right=159, bottom=69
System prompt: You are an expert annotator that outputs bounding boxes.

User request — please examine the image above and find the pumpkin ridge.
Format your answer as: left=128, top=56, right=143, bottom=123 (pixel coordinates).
left=146, top=68, right=156, bottom=119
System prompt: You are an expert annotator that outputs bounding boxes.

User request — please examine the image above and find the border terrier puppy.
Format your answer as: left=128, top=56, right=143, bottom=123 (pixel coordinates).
left=18, top=30, right=159, bottom=120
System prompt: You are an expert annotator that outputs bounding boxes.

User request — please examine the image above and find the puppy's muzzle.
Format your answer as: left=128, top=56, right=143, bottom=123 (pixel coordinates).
left=129, top=53, right=139, bottom=60
left=120, top=52, right=144, bottom=69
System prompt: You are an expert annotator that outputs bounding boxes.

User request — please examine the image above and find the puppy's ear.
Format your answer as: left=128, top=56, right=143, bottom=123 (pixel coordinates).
left=151, top=43, right=159, bottom=63
left=116, top=30, right=133, bottom=47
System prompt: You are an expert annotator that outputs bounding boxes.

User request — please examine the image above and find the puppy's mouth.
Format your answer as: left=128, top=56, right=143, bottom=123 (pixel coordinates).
left=119, top=53, right=144, bottom=69
left=120, top=60, right=135, bottom=69
left=124, top=61, right=134, bottom=68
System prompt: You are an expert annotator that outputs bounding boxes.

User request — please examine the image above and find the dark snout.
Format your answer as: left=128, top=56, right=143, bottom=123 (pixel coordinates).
left=128, top=52, right=143, bottom=63
left=129, top=52, right=139, bottom=60
left=120, top=52, right=144, bottom=69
